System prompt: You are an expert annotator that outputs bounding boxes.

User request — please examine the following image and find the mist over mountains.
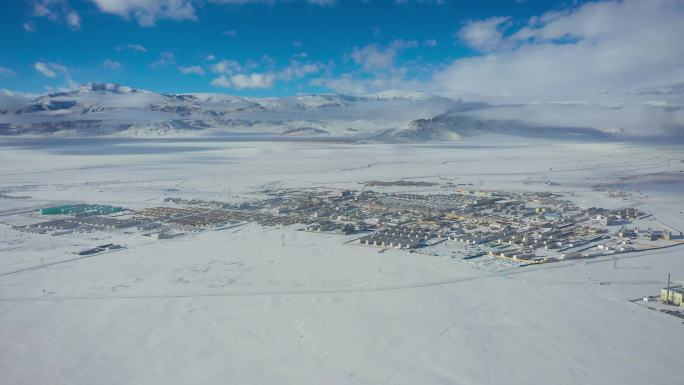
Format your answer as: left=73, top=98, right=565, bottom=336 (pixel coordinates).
left=1, top=82, right=682, bottom=142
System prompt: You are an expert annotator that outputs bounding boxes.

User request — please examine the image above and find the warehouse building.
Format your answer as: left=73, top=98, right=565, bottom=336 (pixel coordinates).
left=661, top=286, right=684, bottom=307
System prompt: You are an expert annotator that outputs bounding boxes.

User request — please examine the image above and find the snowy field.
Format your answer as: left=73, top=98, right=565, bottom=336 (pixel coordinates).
left=1, top=136, right=683, bottom=385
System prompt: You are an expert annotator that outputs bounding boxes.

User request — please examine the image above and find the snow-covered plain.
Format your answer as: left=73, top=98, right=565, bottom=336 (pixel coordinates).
left=1, top=136, right=683, bottom=385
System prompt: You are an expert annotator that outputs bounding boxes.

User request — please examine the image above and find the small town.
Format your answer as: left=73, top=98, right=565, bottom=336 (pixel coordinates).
left=13, top=185, right=683, bottom=268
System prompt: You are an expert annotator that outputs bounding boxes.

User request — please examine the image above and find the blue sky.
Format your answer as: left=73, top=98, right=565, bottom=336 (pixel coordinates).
left=0, top=0, right=582, bottom=96
left=0, top=0, right=682, bottom=100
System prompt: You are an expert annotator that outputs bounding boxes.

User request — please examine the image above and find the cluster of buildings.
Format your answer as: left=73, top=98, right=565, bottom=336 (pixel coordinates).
left=40, top=204, right=123, bottom=217
left=17, top=207, right=143, bottom=234
left=305, top=221, right=356, bottom=234
left=11, top=185, right=681, bottom=266
left=660, top=286, right=684, bottom=308
left=363, top=180, right=438, bottom=187
left=617, top=226, right=682, bottom=241
left=594, top=207, right=642, bottom=225
left=631, top=275, right=684, bottom=321
left=358, top=226, right=436, bottom=249
left=78, top=243, right=123, bottom=256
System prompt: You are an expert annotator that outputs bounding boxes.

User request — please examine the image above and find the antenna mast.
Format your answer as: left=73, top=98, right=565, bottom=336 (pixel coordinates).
left=666, top=273, right=671, bottom=304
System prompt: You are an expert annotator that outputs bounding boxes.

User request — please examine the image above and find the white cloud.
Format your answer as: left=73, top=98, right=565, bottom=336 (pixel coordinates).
left=103, top=59, right=122, bottom=70
left=350, top=44, right=390, bottom=71
left=423, top=38, right=437, bottom=47
left=118, top=43, right=148, bottom=52
left=210, top=0, right=335, bottom=5
left=421, top=0, right=684, bottom=137
left=23, top=21, right=37, bottom=32
left=209, top=75, right=232, bottom=88
left=209, top=58, right=325, bottom=89
left=456, top=16, right=510, bottom=52
left=33, top=61, right=77, bottom=88
left=222, top=30, right=237, bottom=36
left=178, top=65, right=205, bottom=75
left=278, top=61, right=324, bottom=81
left=30, top=0, right=81, bottom=29
left=34, top=62, right=57, bottom=78
left=87, top=0, right=338, bottom=26
left=312, top=68, right=417, bottom=95
left=210, top=59, right=242, bottom=74
left=210, top=72, right=276, bottom=89
left=205, top=54, right=216, bottom=61
left=303, top=0, right=335, bottom=5
left=310, top=74, right=369, bottom=95
left=65, top=10, right=81, bottom=28
left=32, top=2, right=54, bottom=19
left=0, top=66, right=15, bottom=77
left=315, top=39, right=426, bottom=94
left=459, top=102, right=684, bottom=137
left=350, top=39, right=419, bottom=71
left=230, top=73, right=276, bottom=89
left=435, top=0, right=684, bottom=102
left=88, top=0, right=197, bottom=26
left=151, top=51, right=176, bottom=67
left=394, top=0, right=444, bottom=4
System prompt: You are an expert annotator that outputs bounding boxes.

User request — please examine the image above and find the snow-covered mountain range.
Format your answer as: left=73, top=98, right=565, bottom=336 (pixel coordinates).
left=1, top=82, right=682, bottom=141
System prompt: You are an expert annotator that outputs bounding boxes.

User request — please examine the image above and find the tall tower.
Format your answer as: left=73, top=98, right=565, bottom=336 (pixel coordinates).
left=665, top=273, right=671, bottom=304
